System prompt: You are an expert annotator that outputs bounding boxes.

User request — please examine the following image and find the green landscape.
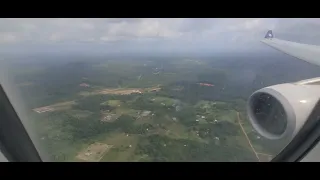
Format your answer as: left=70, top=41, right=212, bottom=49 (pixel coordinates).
left=2, top=18, right=320, bottom=162
left=5, top=57, right=292, bottom=162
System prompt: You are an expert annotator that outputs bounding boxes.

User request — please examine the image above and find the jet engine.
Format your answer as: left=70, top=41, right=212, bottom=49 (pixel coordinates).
left=247, top=81, right=320, bottom=140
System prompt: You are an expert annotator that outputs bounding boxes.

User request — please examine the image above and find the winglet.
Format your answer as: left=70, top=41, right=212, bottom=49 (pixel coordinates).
left=264, top=30, right=274, bottom=39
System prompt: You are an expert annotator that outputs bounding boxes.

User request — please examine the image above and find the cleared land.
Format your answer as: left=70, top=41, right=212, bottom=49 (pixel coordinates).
left=76, top=142, right=113, bottom=162
left=79, top=86, right=161, bottom=96
left=98, top=88, right=143, bottom=95
left=79, top=88, right=142, bottom=96
left=33, top=101, right=76, bottom=113
left=101, top=113, right=121, bottom=122
left=100, top=133, right=139, bottom=162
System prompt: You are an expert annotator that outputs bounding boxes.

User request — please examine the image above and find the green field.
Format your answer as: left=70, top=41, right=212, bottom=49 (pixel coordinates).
left=7, top=58, right=283, bottom=162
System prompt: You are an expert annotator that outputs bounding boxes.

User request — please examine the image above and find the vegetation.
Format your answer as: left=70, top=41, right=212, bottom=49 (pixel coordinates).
left=5, top=55, right=307, bottom=162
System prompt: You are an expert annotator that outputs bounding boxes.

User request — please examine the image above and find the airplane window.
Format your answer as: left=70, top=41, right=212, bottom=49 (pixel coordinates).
left=1, top=18, right=320, bottom=162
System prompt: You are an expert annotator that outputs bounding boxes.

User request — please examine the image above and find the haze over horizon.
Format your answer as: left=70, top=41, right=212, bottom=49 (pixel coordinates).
left=1, top=19, right=320, bottom=162
left=1, top=18, right=320, bottom=56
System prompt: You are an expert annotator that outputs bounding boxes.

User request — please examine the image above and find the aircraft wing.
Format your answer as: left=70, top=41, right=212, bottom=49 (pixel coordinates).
left=245, top=30, right=320, bottom=162
left=261, top=30, right=320, bottom=67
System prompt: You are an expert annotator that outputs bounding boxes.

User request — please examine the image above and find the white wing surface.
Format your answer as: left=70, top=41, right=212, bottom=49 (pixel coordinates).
left=261, top=30, right=320, bottom=67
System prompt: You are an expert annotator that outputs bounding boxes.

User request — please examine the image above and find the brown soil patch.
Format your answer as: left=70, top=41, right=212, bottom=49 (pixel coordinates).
left=79, top=85, right=161, bottom=97
left=98, top=88, right=143, bottom=95
left=33, top=101, right=76, bottom=113
left=76, top=142, right=113, bottom=162
left=101, top=113, right=121, bottom=122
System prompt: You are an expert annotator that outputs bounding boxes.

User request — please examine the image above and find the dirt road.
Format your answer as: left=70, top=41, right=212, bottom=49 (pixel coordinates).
left=236, top=112, right=261, bottom=162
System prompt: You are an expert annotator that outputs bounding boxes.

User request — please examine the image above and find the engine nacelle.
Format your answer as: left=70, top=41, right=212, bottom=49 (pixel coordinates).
left=247, top=83, right=320, bottom=140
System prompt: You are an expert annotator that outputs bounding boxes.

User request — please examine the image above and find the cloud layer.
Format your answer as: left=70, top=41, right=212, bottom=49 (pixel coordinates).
left=0, top=18, right=319, bottom=54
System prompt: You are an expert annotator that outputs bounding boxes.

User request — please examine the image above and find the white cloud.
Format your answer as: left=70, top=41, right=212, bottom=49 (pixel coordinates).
left=0, top=33, right=18, bottom=44
left=98, top=18, right=183, bottom=41
left=49, top=33, right=63, bottom=42
left=244, top=19, right=261, bottom=29
left=0, top=18, right=273, bottom=44
left=227, top=19, right=264, bottom=31
left=1, top=18, right=320, bottom=53
left=0, top=18, right=185, bottom=43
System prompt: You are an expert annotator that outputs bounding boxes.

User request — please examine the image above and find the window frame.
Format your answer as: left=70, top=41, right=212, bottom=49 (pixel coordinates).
left=0, top=84, right=42, bottom=162
left=271, top=99, right=320, bottom=162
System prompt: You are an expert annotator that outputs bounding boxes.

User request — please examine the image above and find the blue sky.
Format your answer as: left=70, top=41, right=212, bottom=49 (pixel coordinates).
left=0, top=18, right=319, bottom=54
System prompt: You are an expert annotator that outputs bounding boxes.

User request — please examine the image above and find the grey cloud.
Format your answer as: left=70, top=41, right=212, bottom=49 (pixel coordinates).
left=1, top=18, right=320, bottom=54
left=273, top=18, right=320, bottom=44
left=275, top=18, right=320, bottom=33
left=177, top=18, right=217, bottom=33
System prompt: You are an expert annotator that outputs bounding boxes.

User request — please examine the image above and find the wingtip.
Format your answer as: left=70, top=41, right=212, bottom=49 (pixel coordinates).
left=264, top=30, right=274, bottom=39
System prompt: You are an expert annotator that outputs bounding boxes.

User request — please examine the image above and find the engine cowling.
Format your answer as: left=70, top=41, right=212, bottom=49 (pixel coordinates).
left=247, top=83, right=320, bottom=140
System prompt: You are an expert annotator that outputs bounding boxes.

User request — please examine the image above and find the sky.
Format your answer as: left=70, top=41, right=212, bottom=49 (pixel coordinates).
left=1, top=18, right=320, bottom=55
